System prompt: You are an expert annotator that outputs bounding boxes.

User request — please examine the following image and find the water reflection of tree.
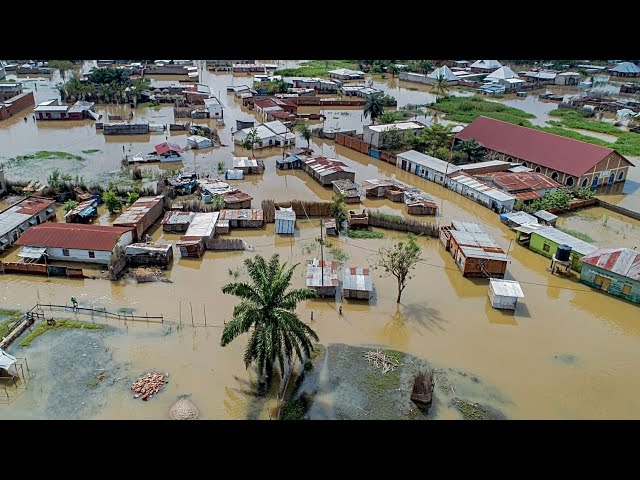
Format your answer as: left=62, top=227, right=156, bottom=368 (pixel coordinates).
left=380, top=305, right=409, bottom=347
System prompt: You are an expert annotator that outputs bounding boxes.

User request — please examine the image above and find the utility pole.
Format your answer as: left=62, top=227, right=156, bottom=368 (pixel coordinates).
left=320, top=218, right=324, bottom=287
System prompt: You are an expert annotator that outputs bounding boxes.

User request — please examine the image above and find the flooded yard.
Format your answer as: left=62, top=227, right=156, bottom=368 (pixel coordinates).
left=1, top=61, right=640, bottom=420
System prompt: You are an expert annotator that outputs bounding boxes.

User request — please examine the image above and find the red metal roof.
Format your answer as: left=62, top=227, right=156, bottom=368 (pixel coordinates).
left=480, top=172, right=561, bottom=192
left=154, top=142, right=184, bottom=155
left=581, top=248, right=640, bottom=281
left=13, top=196, right=55, bottom=215
left=512, top=191, right=542, bottom=201
left=456, top=117, right=634, bottom=177
left=15, top=223, right=132, bottom=251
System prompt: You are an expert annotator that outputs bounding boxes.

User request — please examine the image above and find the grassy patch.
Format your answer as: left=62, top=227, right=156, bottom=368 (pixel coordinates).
left=274, top=60, right=357, bottom=78
left=347, top=229, right=384, bottom=239
left=19, top=319, right=103, bottom=348
left=431, top=95, right=535, bottom=126
left=0, top=309, right=23, bottom=338
left=137, top=102, right=162, bottom=111
left=548, top=109, right=624, bottom=135
left=557, top=227, right=596, bottom=243
left=9, top=151, right=84, bottom=165
left=452, top=399, right=493, bottom=420
left=48, top=60, right=77, bottom=71
left=369, top=211, right=404, bottom=223
left=328, top=244, right=349, bottom=267
left=81, top=149, right=101, bottom=154
left=281, top=396, right=310, bottom=420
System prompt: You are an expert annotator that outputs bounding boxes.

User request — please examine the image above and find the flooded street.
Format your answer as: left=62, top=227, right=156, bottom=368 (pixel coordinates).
left=1, top=62, right=640, bottom=420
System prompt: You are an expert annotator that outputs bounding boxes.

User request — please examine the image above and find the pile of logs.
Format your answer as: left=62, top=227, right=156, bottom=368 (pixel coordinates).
left=363, top=350, right=400, bottom=375
left=131, top=372, right=168, bottom=401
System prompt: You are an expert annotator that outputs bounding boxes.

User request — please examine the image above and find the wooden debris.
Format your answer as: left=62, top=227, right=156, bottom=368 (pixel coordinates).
left=363, top=349, right=400, bottom=375
left=133, top=267, right=163, bottom=283
left=411, top=369, right=435, bottom=407
left=130, top=372, right=168, bottom=401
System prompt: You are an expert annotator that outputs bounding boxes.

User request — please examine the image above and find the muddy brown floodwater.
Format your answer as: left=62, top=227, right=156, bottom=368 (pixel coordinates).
left=1, top=61, right=639, bottom=420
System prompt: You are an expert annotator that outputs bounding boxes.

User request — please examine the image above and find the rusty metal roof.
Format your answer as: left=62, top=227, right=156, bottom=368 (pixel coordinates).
left=581, top=248, right=640, bottom=281
left=161, top=210, right=195, bottom=225
left=15, top=223, right=131, bottom=251
left=306, top=259, right=339, bottom=288
left=479, top=172, right=561, bottom=192
left=113, top=196, right=164, bottom=227
left=343, top=267, right=373, bottom=292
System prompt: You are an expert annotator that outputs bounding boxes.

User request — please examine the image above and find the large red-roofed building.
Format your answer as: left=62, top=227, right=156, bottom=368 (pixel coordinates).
left=15, top=223, right=133, bottom=265
left=456, top=117, right=634, bottom=190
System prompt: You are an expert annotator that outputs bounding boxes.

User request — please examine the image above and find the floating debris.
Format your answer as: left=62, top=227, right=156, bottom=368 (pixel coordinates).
left=130, top=372, right=168, bottom=401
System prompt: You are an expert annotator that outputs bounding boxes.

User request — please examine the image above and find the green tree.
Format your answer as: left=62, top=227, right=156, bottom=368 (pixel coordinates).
left=379, top=127, right=406, bottom=150
left=454, top=139, right=485, bottom=163
left=295, top=122, right=312, bottom=148
left=363, top=94, right=385, bottom=124
left=47, top=169, right=61, bottom=190
left=242, top=128, right=259, bottom=157
left=417, top=123, right=455, bottom=155
left=64, top=200, right=79, bottom=212
left=217, top=160, right=225, bottom=175
left=431, top=74, right=450, bottom=102
left=212, top=195, right=225, bottom=210
left=378, top=111, right=400, bottom=124
left=389, top=64, right=400, bottom=78
left=220, top=254, right=319, bottom=386
left=103, top=190, right=123, bottom=213
left=329, top=194, right=347, bottom=225
left=373, top=234, right=423, bottom=304
left=127, top=191, right=139, bottom=206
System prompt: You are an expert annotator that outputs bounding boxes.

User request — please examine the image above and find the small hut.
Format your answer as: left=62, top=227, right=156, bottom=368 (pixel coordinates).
left=342, top=267, right=373, bottom=300
left=306, top=259, right=338, bottom=298
left=348, top=209, right=369, bottom=228
left=275, top=207, right=296, bottom=235
left=332, top=179, right=360, bottom=204
left=64, top=198, right=99, bottom=223
left=533, top=210, right=558, bottom=227
left=488, top=279, right=524, bottom=310
left=161, top=211, right=196, bottom=233
left=276, top=154, right=304, bottom=170
left=325, top=220, right=338, bottom=236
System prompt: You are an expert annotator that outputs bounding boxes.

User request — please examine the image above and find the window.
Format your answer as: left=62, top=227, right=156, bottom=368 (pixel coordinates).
left=507, top=156, right=513, bottom=163
left=618, top=171, right=624, bottom=181
left=62, top=249, right=70, bottom=256
left=535, top=166, right=542, bottom=173
left=594, top=275, right=604, bottom=286
left=551, top=171, right=559, bottom=181
left=522, top=162, right=528, bottom=168
left=543, top=243, right=550, bottom=252
left=622, top=284, right=632, bottom=296
left=591, top=176, right=599, bottom=188
left=581, top=178, right=588, bottom=188
left=88, top=251, right=95, bottom=259
left=566, top=177, right=574, bottom=187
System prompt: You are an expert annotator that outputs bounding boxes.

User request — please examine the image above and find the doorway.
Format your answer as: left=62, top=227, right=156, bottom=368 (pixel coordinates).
left=601, top=277, right=611, bottom=292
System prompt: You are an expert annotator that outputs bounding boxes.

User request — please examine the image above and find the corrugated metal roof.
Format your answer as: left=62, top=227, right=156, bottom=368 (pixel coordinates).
left=219, top=209, right=263, bottom=221
left=113, top=196, right=164, bottom=227
left=480, top=172, right=560, bottom=192
left=450, top=229, right=508, bottom=261
left=531, top=226, right=598, bottom=256
left=490, top=279, right=524, bottom=298
left=275, top=207, right=296, bottom=221
left=397, top=150, right=461, bottom=174
left=343, top=267, right=373, bottom=292
left=161, top=210, right=195, bottom=225
left=502, top=211, right=538, bottom=226
left=0, top=197, right=56, bottom=237
left=306, top=259, right=339, bottom=287
left=581, top=248, right=640, bottom=281
left=155, top=142, right=184, bottom=155
left=611, top=62, right=640, bottom=74
left=182, top=212, right=219, bottom=238
left=457, top=117, right=634, bottom=177
left=366, top=122, right=424, bottom=133
left=533, top=210, right=558, bottom=222
left=451, top=221, right=486, bottom=233
left=470, top=60, right=503, bottom=70
left=15, top=223, right=131, bottom=251
left=486, top=66, right=519, bottom=80
left=302, top=156, right=355, bottom=177
left=233, top=157, right=259, bottom=168
left=448, top=172, right=516, bottom=203
left=125, top=243, right=172, bottom=255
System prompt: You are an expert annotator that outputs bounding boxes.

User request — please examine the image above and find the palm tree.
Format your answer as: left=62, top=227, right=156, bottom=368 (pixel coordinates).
left=389, top=64, right=399, bottom=78
left=221, top=254, right=319, bottom=386
left=363, top=94, right=385, bottom=124
left=431, top=74, right=450, bottom=102
left=454, top=139, right=485, bottom=163
left=295, top=122, right=312, bottom=147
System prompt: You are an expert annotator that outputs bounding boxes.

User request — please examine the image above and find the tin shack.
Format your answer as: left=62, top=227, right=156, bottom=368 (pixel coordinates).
left=306, top=259, right=339, bottom=297
left=332, top=179, right=360, bottom=204
left=342, top=267, right=373, bottom=300
left=579, top=248, right=640, bottom=304
left=113, top=195, right=165, bottom=241
left=488, top=279, right=524, bottom=310
left=176, top=212, right=219, bottom=258
left=275, top=207, right=296, bottom=235
left=440, top=221, right=508, bottom=278
left=161, top=211, right=196, bottom=233
left=219, top=209, right=263, bottom=228
left=64, top=198, right=99, bottom=224
left=125, top=243, right=174, bottom=267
